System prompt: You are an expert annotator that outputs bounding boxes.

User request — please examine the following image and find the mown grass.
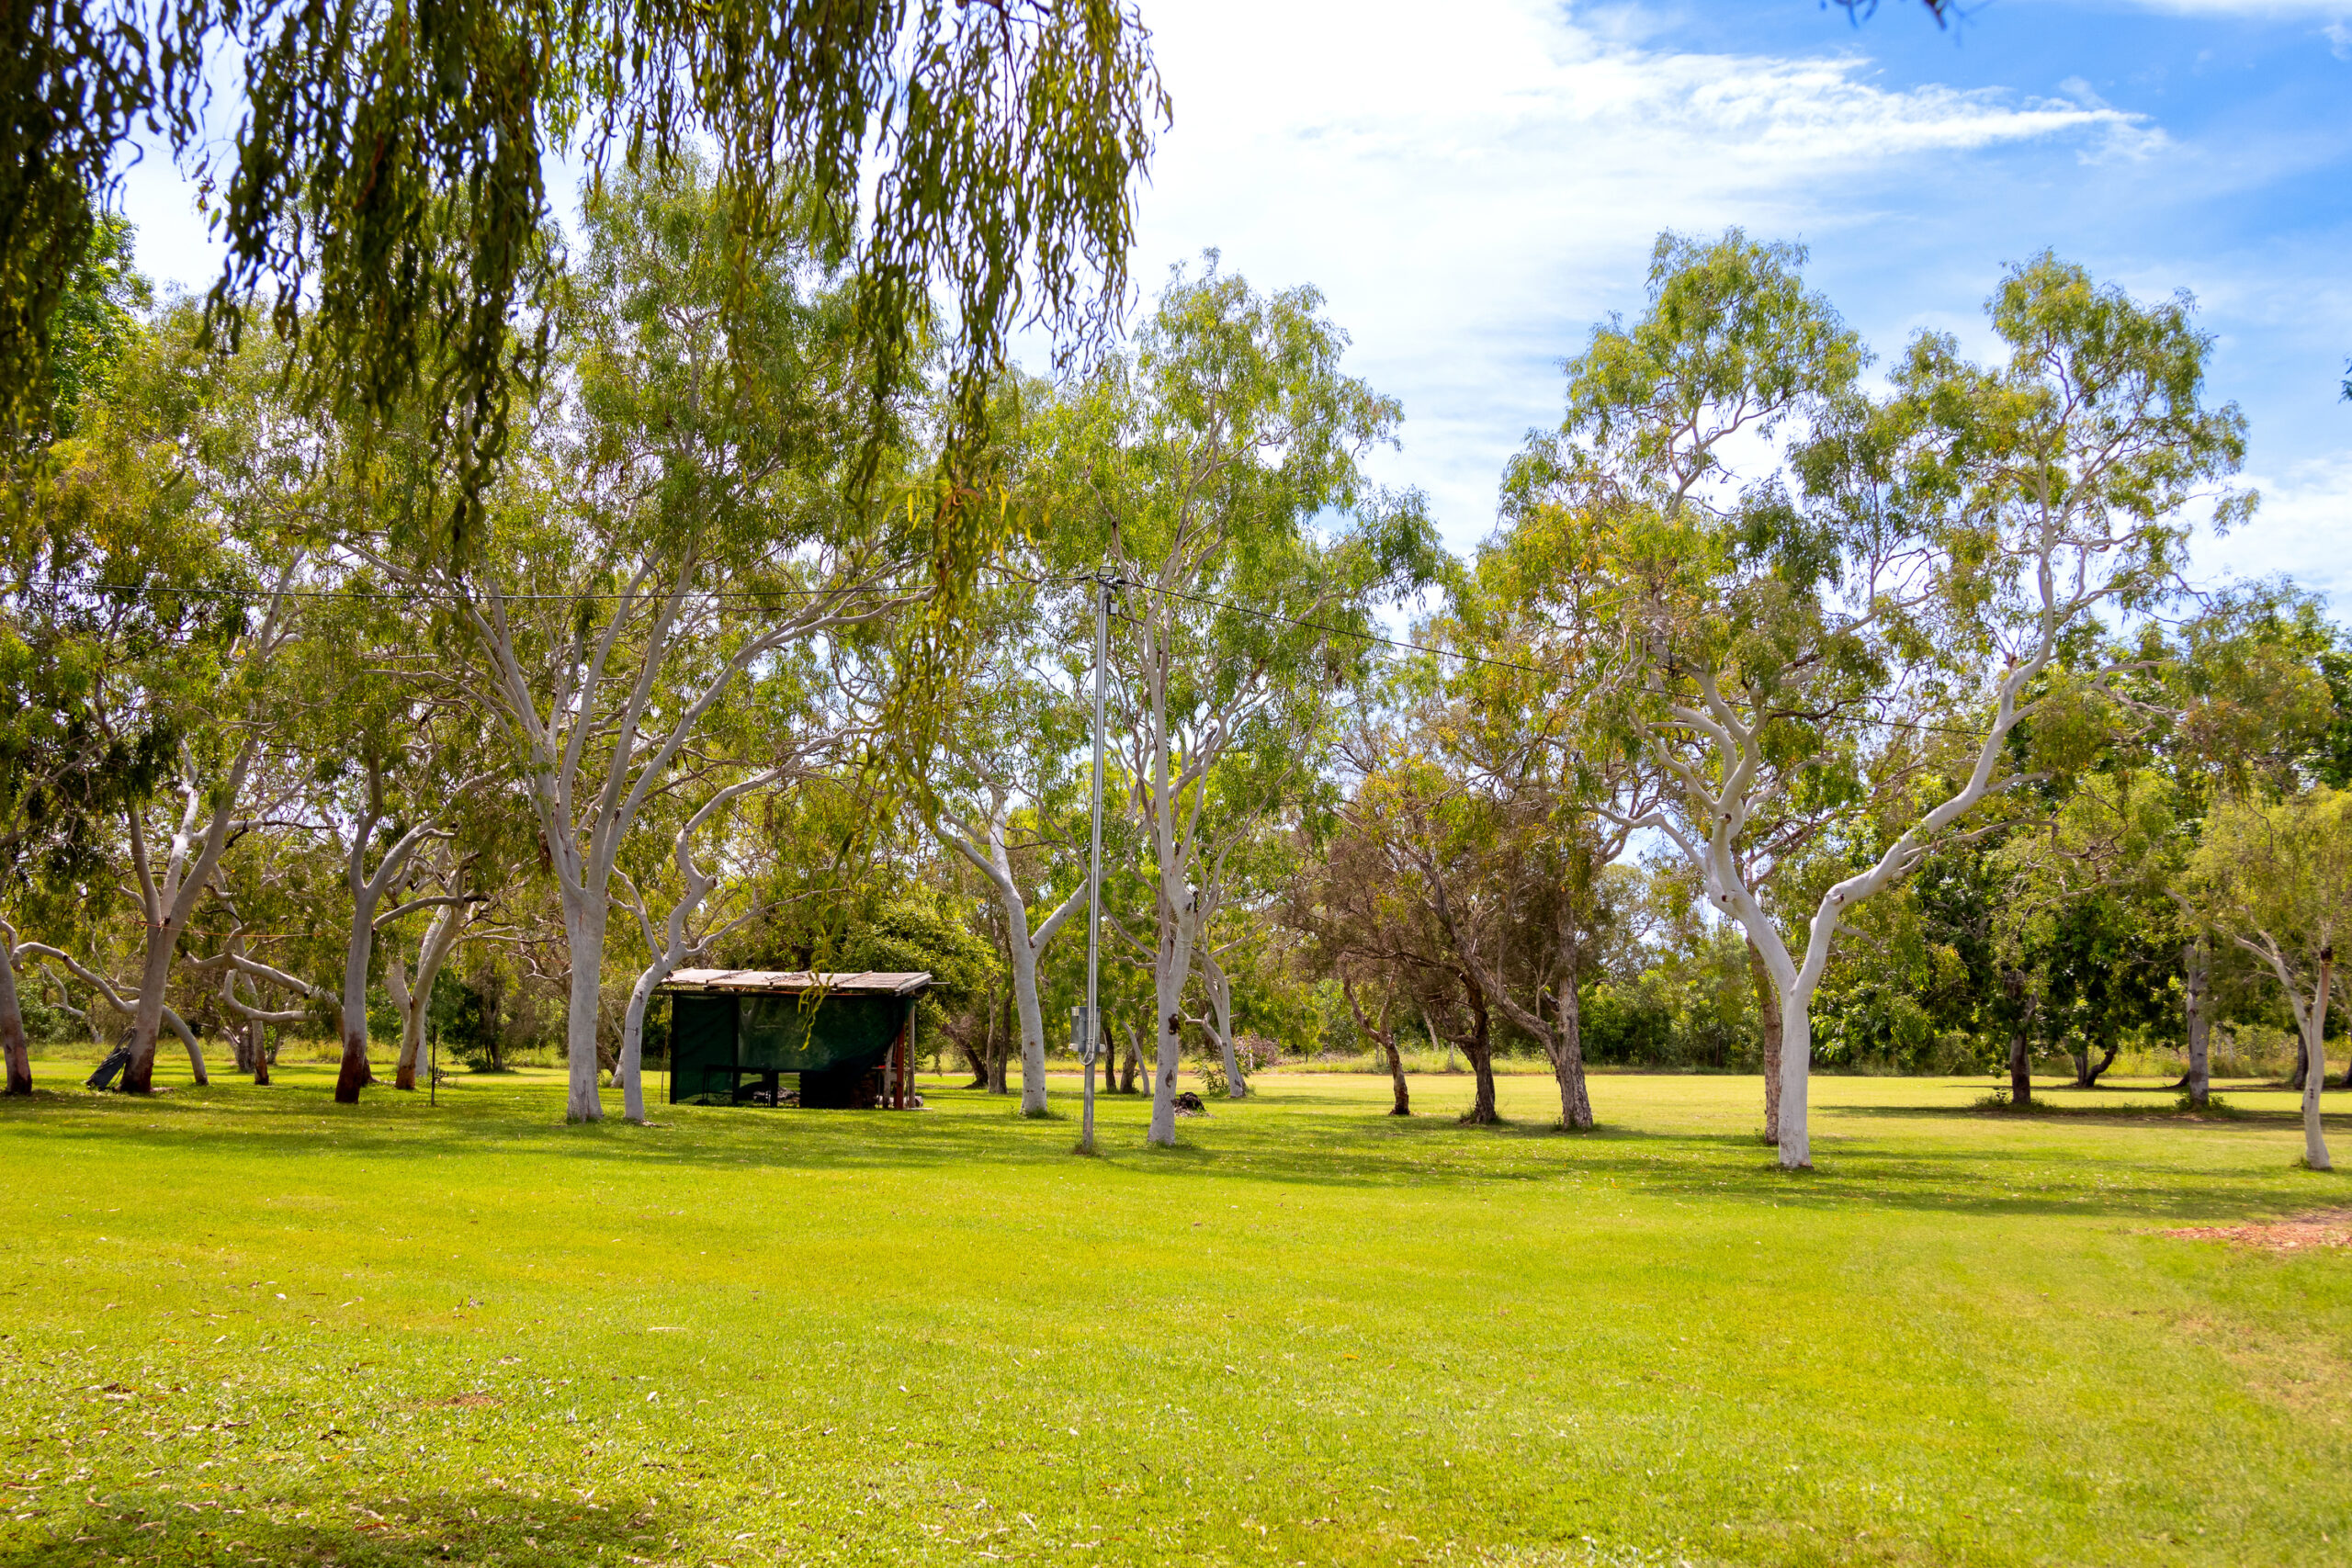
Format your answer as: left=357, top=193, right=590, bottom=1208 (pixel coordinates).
left=0, top=1061, right=2346, bottom=1567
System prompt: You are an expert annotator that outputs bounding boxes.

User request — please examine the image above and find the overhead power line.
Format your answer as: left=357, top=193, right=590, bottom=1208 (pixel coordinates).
left=39, top=573, right=1996, bottom=737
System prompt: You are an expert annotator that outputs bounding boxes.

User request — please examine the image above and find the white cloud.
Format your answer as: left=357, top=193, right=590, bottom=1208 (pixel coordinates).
left=1121, top=0, right=2158, bottom=546
left=2215, top=453, right=2352, bottom=601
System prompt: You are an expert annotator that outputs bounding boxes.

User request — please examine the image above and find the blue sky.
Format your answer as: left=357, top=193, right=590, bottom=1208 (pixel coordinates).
left=117, top=0, right=2352, bottom=605
left=1105, top=0, right=2352, bottom=605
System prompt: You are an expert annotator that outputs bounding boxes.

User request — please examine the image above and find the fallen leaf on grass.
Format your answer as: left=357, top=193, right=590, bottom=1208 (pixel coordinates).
left=2162, top=1208, right=2352, bottom=1252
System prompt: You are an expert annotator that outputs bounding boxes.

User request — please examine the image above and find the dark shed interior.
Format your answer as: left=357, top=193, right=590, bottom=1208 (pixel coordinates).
left=662, top=970, right=931, bottom=1108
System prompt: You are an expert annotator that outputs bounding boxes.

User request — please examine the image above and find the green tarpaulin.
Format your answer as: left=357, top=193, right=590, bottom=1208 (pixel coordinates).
left=664, top=982, right=918, bottom=1105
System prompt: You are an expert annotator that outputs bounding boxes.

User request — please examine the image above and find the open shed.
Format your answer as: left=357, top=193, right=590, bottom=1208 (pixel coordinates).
left=662, top=969, right=931, bottom=1109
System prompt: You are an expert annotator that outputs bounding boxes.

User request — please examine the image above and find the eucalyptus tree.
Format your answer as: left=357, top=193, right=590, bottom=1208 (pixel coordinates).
left=2191, top=787, right=2352, bottom=1169
left=909, top=563, right=1094, bottom=1115
left=201, top=843, right=333, bottom=1085
left=1, top=258, right=199, bottom=1089
left=1423, top=555, right=1674, bottom=1132
left=263, top=585, right=504, bottom=1102
left=397, top=164, right=928, bottom=1122
left=7, top=0, right=1165, bottom=548
left=1512, top=232, right=2248, bottom=1168
left=28, top=309, right=334, bottom=1093
left=1037, top=260, right=1434, bottom=1145
left=1491, top=234, right=1871, bottom=1145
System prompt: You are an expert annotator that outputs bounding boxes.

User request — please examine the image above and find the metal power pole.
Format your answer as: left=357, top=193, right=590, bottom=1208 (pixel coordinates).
left=1081, top=576, right=1109, bottom=1152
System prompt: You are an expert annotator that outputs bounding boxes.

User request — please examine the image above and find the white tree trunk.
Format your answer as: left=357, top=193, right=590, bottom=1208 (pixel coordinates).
left=564, top=897, right=609, bottom=1122
left=0, top=932, right=29, bottom=1095
left=392, top=902, right=471, bottom=1090
left=933, top=807, right=1082, bottom=1120
left=1211, top=962, right=1244, bottom=1100
left=1776, top=990, right=1815, bottom=1170
left=1148, top=900, right=1196, bottom=1145
left=619, top=964, right=663, bottom=1124
left=1008, top=933, right=1049, bottom=1116
left=337, top=900, right=378, bottom=1097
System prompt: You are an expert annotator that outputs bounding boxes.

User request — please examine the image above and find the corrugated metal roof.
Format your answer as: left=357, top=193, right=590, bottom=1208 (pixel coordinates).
left=661, top=968, right=933, bottom=997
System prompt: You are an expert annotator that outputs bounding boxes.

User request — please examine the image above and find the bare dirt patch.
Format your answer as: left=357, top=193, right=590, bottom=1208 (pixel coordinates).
left=2162, top=1208, right=2352, bottom=1252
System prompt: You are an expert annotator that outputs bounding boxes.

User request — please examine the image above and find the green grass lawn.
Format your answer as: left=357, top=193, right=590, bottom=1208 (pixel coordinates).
left=0, top=1061, right=2346, bottom=1568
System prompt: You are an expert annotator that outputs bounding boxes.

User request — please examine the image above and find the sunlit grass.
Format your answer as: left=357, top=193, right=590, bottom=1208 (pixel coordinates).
left=0, top=1061, right=2345, bottom=1566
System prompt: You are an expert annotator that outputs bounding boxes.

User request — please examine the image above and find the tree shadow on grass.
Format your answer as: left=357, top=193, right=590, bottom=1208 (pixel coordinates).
left=1838, top=1101, right=2352, bottom=1129
left=4, top=1076, right=2334, bottom=1226
left=0, top=1482, right=685, bottom=1567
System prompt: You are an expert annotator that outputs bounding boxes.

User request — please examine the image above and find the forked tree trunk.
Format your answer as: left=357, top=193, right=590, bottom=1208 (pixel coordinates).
left=1115, top=1014, right=1140, bottom=1095
left=251, top=1021, right=271, bottom=1087
left=934, top=807, right=1083, bottom=1119
left=2072, top=1037, right=2118, bottom=1089
left=1747, top=939, right=1780, bottom=1141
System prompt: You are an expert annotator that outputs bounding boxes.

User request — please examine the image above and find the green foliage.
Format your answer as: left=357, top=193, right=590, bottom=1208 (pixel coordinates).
left=429, top=967, right=503, bottom=1072
left=29, top=212, right=148, bottom=447
left=833, top=886, right=1001, bottom=1043
left=8, top=0, right=1168, bottom=547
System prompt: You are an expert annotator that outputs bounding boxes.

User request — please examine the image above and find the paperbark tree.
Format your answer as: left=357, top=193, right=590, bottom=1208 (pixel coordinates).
left=1340, top=971, right=1410, bottom=1117
left=1511, top=233, right=2248, bottom=1168
left=2191, top=788, right=2352, bottom=1169
left=1305, top=741, right=1503, bottom=1124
